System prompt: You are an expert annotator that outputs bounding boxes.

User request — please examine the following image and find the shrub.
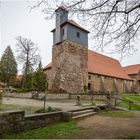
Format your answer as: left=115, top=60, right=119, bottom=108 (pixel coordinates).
left=15, top=88, right=33, bottom=93
left=34, top=106, right=61, bottom=113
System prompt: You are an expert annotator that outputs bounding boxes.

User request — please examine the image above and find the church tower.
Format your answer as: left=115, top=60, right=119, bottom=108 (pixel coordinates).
left=50, top=6, right=89, bottom=93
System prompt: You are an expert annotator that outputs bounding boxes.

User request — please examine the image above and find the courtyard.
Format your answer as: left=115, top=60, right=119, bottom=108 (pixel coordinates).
left=1, top=94, right=140, bottom=139
left=2, top=110, right=140, bottom=139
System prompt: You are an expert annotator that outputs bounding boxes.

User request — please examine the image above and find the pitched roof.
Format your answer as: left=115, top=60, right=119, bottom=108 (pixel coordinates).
left=43, top=50, right=132, bottom=80
left=123, top=64, right=140, bottom=75
left=67, top=20, right=89, bottom=33
left=88, top=50, right=131, bottom=80
left=43, top=63, right=52, bottom=70
left=55, top=6, right=68, bottom=12
left=51, top=19, right=90, bottom=33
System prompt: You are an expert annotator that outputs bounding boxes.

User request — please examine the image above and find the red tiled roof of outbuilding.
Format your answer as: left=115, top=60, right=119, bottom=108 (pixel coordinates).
left=123, top=64, right=140, bottom=75
left=43, top=50, right=132, bottom=80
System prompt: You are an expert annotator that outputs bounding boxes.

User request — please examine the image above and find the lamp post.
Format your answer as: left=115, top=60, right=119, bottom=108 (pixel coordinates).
left=43, top=82, right=48, bottom=110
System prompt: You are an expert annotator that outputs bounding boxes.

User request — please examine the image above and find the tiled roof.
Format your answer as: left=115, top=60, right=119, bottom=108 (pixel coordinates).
left=88, top=50, right=131, bottom=80
left=43, top=63, right=52, bottom=70
left=123, top=64, right=140, bottom=75
left=51, top=19, right=89, bottom=33
left=55, top=6, right=68, bottom=12
left=68, top=20, right=80, bottom=27
left=67, top=19, right=89, bottom=33
left=43, top=50, right=132, bottom=80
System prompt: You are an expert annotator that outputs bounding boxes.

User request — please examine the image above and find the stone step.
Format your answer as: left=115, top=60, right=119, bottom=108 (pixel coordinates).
left=72, top=109, right=94, bottom=117
left=69, top=107, right=93, bottom=112
left=72, top=112, right=96, bottom=120
left=112, top=106, right=128, bottom=111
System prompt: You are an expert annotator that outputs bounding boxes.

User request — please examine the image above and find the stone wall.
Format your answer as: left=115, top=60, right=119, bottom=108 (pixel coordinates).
left=3, top=92, right=32, bottom=98
left=51, top=40, right=88, bottom=93
left=44, top=68, right=53, bottom=91
left=128, top=72, right=140, bottom=93
left=88, top=73, right=133, bottom=93
left=3, top=92, right=70, bottom=100
left=0, top=110, right=66, bottom=136
left=0, top=110, right=25, bottom=135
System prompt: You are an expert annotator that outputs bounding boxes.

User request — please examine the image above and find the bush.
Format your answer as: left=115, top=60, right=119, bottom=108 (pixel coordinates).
left=34, top=106, right=61, bottom=113
left=34, top=108, right=48, bottom=113
left=15, top=88, right=33, bottom=93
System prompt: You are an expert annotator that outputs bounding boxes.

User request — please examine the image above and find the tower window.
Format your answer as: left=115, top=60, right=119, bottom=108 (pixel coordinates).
left=76, top=32, right=80, bottom=38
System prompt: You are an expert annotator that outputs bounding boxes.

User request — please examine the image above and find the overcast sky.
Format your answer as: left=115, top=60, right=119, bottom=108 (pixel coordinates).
left=0, top=0, right=140, bottom=74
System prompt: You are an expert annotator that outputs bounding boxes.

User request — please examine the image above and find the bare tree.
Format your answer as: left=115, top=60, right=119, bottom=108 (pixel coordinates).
left=32, top=0, right=140, bottom=58
left=16, top=36, right=40, bottom=88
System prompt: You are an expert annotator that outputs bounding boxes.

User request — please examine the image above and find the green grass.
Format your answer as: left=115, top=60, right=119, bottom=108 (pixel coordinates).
left=98, top=110, right=134, bottom=117
left=3, top=121, right=79, bottom=139
left=119, top=94, right=140, bottom=111
left=0, top=104, right=41, bottom=114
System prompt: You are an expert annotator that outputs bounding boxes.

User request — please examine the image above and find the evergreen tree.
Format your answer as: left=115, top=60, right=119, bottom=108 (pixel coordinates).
left=32, top=61, right=47, bottom=92
left=0, top=46, right=17, bottom=86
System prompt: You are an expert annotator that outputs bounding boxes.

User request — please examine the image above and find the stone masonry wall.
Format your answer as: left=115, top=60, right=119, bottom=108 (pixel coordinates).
left=88, top=74, right=133, bottom=93
left=3, top=92, right=32, bottom=98
left=0, top=110, right=66, bottom=136
left=51, top=40, right=88, bottom=93
left=128, top=73, right=140, bottom=93
left=44, top=68, right=53, bottom=91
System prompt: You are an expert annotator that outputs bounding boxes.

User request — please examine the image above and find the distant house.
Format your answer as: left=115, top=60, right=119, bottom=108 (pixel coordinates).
left=16, top=75, right=23, bottom=82
left=124, top=64, right=140, bottom=92
left=15, top=75, right=23, bottom=88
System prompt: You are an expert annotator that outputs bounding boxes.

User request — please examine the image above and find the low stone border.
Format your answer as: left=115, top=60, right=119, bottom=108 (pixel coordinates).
left=0, top=110, right=70, bottom=136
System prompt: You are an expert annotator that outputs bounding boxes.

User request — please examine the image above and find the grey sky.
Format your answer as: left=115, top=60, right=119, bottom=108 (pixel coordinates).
left=0, top=0, right=140, bottom=74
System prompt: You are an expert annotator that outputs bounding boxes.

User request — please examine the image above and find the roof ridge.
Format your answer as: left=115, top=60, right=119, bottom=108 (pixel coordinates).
left=123, top=64, right=140, bottom=68
left=88, top=49, right=119, bottom=62
left=68, top=19, right=81, bottom=26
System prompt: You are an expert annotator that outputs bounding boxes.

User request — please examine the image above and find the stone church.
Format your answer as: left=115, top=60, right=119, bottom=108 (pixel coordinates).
left=44, top=6, right=140, bottom=94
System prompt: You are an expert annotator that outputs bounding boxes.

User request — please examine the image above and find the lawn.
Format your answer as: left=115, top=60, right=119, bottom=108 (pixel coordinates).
left=98, top=110, right=134, bottom=117
left=3, top=121, right=79, bottom=139
left=119, top=94, right=140, bottom=111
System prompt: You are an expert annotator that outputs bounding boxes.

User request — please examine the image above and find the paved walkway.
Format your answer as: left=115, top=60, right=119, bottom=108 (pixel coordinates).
left=2, top=97, right=83, bottom=111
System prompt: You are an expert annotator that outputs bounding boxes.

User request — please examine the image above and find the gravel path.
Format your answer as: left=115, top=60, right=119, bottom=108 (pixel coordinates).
left=2, top=97, right=82, bottom=111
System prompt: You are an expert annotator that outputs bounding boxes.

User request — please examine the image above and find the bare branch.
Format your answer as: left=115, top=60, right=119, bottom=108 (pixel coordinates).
left=31, top=0, right=140, bottom=57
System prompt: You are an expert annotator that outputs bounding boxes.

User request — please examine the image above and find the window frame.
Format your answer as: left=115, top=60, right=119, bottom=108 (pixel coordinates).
left=76, top=32, right=80, bottom=38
